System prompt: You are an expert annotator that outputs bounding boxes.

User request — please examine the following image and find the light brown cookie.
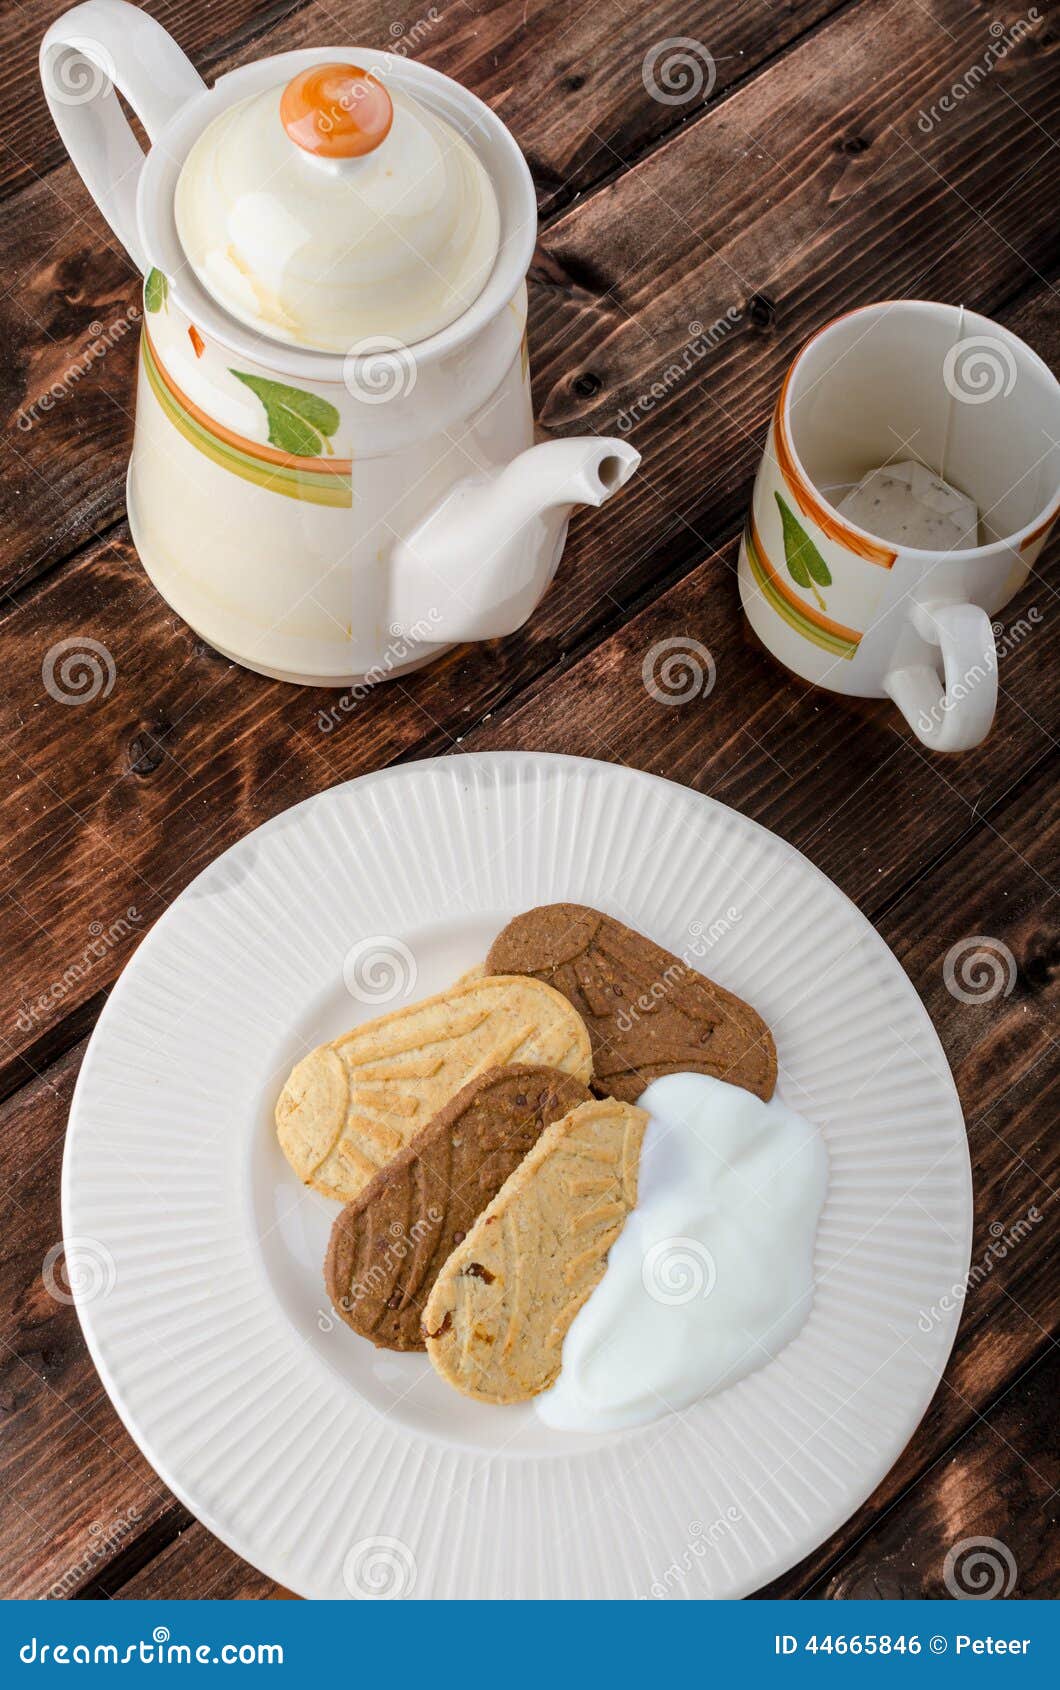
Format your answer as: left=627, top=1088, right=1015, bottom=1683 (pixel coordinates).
left=325, top=1065, right=593, bottom=1351
left=276, top=976, right=592, bottom=1202
left=487, top=903, right=776, bottom=1103
left=423, top=1097, right=647, bottom=1404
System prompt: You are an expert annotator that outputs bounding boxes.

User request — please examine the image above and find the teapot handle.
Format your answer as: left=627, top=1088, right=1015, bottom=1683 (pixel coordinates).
left=40, top=0, right=205, bottom=274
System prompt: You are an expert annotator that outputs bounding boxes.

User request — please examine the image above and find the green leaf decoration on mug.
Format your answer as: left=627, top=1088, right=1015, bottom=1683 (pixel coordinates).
left=775, top=492, right=832, bottom=610
left=144, top=268, right=169, bottom=313
left=230, top=371, right=341, bottom=457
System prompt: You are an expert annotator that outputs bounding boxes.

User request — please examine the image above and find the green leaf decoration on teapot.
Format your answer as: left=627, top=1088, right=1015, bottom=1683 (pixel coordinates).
left=230, top=371, right=340, bottom=458
left=144, top=268, right=169, bottom=313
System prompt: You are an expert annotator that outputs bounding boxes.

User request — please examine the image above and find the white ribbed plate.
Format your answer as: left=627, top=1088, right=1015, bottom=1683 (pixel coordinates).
left=65, top=753, right=971, bottom=1599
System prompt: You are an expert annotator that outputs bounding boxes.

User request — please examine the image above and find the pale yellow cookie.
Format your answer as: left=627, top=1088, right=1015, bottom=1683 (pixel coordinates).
left=276, top=977, right=592, bottom=1202
left=423, top=1097, right=647, bottom=1403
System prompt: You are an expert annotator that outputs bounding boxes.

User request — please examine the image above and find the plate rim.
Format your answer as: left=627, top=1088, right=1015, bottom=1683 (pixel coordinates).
left=63, top=750, right=973, bottom=1598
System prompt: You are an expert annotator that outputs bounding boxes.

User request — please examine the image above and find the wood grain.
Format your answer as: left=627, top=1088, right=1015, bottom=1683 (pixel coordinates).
left=0, top=1040, right=177, bottom=1598
left=115, top=1529, right=286, bottom=1600
left=2, top=1, right=1054, bottom=588
left=5, top=0, right=847, bottom=207
left=816, top=1347, right=1060, bottom=1600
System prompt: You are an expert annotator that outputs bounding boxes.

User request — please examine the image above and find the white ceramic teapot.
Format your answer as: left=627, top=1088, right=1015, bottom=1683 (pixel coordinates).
left=41, top=0, right=639, bottom=686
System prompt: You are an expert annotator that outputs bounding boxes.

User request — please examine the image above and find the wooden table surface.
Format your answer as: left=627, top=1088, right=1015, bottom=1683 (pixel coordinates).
left=1, top=0, right=1057, bottom=1601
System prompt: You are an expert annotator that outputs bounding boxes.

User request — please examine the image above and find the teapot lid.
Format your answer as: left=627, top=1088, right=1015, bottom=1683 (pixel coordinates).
left=173, top=62, right=500, bottom=354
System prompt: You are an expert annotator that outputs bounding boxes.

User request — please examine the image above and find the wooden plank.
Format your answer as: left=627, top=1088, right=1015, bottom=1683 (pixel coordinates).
left=1, top=0, right=1052, bottom=588
left=1, top=438, right=1056, bottom=1101
left=4, top=0, right=845, bottom=206
left=469, top=543, right=1057, bottom=855
left=783, top=1343, right=1060, bottom=1600
left=0, top=1040, right=177, bottom=1598
left=3, top=755, right=1053, bottom=1597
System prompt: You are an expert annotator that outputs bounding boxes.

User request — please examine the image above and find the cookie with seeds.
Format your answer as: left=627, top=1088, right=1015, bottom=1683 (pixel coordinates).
left=325, top=1064, right=592, bottom=1350
left=487, top=904, right=775, bottom=1103
left=423, top=1096, right=647, bottom=1403
left=275, top=976, right=592, bottom=1202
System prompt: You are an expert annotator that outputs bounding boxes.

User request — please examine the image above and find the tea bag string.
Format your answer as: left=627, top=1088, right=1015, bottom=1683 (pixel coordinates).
left=938, top=302, right=965, bottom=487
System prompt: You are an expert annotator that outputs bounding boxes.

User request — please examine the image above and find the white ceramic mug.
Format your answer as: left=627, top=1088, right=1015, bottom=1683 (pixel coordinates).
left=738, top=301, right=1060, bottom=751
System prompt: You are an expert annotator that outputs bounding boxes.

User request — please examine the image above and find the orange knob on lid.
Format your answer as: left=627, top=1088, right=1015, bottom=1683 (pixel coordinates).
left=280, top=63, right=393, bottom=159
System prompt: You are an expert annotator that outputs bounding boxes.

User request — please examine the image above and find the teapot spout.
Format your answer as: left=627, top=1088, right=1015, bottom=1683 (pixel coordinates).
left=506, top=436, right=641, bottom=515
left=388, top=437, right=640, bottom=642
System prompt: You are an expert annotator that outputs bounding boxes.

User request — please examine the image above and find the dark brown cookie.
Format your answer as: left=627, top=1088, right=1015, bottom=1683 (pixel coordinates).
left=324, top=1064, right=592, bottom=1350
left=486, top=904, right=776, bottom=1104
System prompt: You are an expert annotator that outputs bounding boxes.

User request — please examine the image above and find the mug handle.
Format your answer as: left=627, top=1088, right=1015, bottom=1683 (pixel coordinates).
left=883, top=600, right=997, bottom=753
left=40, top=0, right=205, bottom=274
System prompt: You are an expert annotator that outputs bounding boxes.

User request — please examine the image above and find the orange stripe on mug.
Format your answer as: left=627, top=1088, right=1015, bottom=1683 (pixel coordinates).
left=773, top=316, right=897, bottom=570
left=1019, top=502, right=1058, bottom=552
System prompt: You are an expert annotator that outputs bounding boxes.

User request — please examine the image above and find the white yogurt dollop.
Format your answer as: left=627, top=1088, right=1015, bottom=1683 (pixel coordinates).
left=535, top=1072, right=828, bottom=1432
